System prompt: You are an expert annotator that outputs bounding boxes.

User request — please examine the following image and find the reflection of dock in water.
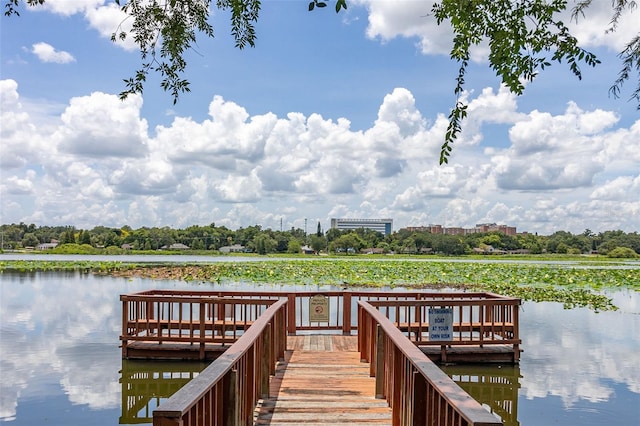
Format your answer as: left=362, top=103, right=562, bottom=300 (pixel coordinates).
left=119, top=359, right=208, bottom=424
left=442, top=364, right=522, bottom=426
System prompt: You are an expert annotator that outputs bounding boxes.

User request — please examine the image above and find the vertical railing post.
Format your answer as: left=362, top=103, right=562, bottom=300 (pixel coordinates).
left=359, top=306, right=371, bottom=362
left=391, top=347, right=401, bottom=426
left=199, top=300, right=206, bottom=360
left=146, top=298, right=154, bottom=321
left=261, top=323, right=271, bottom=398
left=223, top=369, right=239, bottom=426
left=357, top=305, right=364, bottom=355
left=156, top=300, right=162, bottom=343
left=121, top=297, right=128, bottom=358
left=513, top=300, right=521, bottom=362
left=276, top=306, right=285, bottom=361
left=287, top=293, right=296, bottom=335
left=412, top=371, right=426, bottom=426
left=342, top=291, right=352, bottom=335
left=375, top=324, right=385, bottom=399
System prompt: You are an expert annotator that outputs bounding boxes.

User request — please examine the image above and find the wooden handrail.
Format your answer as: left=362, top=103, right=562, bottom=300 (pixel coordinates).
left=358, top=300, right=502, bottom=426
left=367, top=298, right=521, bottom=355
left=121, top=295, right=279, bottom=359
left=122, top=289, right=519, bottom=337
left=153, top=299, right=287, bottom=426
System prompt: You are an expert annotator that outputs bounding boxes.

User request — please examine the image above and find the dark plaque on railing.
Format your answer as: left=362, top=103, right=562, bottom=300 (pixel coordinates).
left=309, top=294, right=329, bottom=322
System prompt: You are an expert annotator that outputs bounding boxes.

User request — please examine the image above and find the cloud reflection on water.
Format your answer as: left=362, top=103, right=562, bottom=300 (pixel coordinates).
left=0, top=272, right=197, bottom=422
left=518, top=292, right=640, bottom=408
left=0, top=272, right=639, bottom=424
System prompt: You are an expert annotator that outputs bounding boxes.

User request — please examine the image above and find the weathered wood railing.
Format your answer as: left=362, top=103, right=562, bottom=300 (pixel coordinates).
left=368, top=294, right=521, bottom=362
left=123, top=290, right=519, bottom=341
left=152, top=299, right=287, bottom=426
left=358, top=300, right=502, bottom=426
left=121, top=293, right=279, bottom=359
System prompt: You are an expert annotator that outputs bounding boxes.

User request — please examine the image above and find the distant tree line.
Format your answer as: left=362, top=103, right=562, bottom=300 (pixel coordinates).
left=1, top=223, right=639, bottom=257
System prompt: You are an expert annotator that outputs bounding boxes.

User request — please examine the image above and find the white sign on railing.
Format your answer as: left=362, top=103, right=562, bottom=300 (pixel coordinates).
left=429, top=308, right=453, bottom=341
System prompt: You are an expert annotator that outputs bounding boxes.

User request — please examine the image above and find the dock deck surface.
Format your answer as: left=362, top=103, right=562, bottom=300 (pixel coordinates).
left=254, top=335, right=392, bottom=425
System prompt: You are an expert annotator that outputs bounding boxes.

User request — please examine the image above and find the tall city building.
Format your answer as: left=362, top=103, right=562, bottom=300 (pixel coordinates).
left=330, top=218, right=393, bottom=236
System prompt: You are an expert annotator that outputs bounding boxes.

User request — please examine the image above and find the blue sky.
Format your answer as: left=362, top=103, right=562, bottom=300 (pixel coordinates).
left=1, top=0, right=638, bottom=235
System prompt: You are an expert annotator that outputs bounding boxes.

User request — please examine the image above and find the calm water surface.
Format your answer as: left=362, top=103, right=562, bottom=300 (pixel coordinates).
left=1, top=271, right=638, bottom=425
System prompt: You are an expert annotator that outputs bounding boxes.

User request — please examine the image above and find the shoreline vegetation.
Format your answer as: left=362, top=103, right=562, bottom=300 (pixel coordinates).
left=3, top=224, right=639, bottom=258
left=2, top=255, right=638, bottom=312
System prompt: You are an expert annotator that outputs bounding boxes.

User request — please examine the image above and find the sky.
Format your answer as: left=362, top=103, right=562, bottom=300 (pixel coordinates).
left=1, top=0, right=639, bottom=235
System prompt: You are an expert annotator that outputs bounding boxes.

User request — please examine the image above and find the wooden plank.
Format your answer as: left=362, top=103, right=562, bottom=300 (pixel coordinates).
left=256, top=335, right=391, bottom=425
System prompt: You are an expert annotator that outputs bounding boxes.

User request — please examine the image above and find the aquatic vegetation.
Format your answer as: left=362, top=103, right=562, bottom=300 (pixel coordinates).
left=0, top=260, right=133, bottom=274
left=2, top=258, right=637, bottom=311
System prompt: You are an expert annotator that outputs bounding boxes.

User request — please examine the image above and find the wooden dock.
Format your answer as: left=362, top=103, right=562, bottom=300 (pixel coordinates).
left=125, top=290, right=516, bottom=426
left=255, top=335, right=392, bottom=425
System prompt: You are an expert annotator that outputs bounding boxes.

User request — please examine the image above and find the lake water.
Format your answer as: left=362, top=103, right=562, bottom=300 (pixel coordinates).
left=0, top=270, right=639, bottom=425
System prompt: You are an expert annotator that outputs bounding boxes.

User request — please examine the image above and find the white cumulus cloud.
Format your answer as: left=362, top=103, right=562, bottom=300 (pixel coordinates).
left=31, top=42, right=75, bottom=63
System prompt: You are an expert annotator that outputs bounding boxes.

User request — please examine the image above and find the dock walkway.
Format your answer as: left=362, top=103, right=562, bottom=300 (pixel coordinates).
left=126, top=290, right=516, bottom=425
left=255, top=335, right=391, bottom=425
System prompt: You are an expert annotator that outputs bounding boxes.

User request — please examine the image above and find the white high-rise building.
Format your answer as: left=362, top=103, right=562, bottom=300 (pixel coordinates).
left=330, top=218, right=393, bottom=236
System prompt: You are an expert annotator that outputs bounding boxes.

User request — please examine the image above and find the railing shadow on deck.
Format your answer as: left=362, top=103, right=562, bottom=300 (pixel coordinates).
left=359, top=300, right=503, bottom=426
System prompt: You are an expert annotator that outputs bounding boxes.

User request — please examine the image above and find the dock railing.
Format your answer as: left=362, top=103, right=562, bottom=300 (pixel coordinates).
left=152, top=299, right=287, bottom=426
left=122, top=290, right=519, bottom=340
left=368, top=295, right=521, bottom=362
left=120, top=290, right=519, bottom=425
left=120, top=292, right=279, bottom=359
left=358, top=300, right=503, bottom=426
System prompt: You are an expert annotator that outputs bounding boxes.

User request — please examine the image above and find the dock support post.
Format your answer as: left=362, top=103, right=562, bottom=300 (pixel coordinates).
left=440, top=345, right=447, bottom=363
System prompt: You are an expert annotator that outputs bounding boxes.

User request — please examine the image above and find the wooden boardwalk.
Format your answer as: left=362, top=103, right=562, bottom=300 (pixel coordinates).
left=134, top=291, right=514, bottom=426
left=254, top=335, right=392, bottom=425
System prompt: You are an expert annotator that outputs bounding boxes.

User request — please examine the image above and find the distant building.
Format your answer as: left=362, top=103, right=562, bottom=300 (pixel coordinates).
left=475, top=223, right=517, bottom=236
left=361, top=247, right=385, bottom=255
left=36, top=242, right=58, bottom=250
left=219, top=244, right=246, bottom=253
left=161, top=243, right=190, bottom=250
left=330, top=218, right=393, bottom=236
left=444, top=227, right=466, bottom=235
left=403, top=223, right=517, bottom=236
left=301, top=245, right=315, bottom=255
